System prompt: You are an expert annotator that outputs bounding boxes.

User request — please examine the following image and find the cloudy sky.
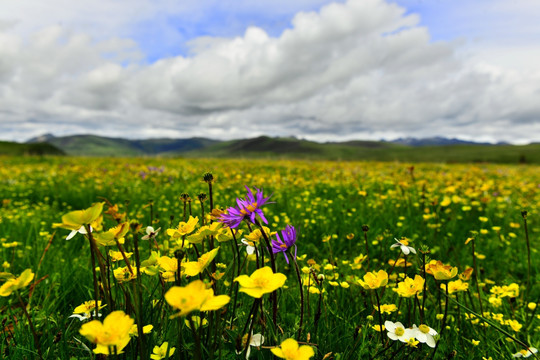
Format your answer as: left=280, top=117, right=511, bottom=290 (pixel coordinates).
left=1, top=0, right=539, bottom=144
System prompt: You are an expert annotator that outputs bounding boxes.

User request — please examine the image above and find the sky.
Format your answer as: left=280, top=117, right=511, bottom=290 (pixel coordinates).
left=1, top=0, right=539, bottom=144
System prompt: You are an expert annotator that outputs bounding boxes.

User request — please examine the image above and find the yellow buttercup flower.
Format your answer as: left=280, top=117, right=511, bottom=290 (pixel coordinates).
left=150, top=342, right=176, bottom=360
left=94, top=222, right=130, bottom=246
left=183, top=247, right=220, bottom=277
left=186, top=223, right=222, bottom=244
left=442, top=279, right=469, bottom=294
left=73, top=300, right=106, bottom=314
left=53, top=202, right=104, bottom=230
left=0, top=269, right=34, bottom=297
left=165, top=279, right=230, bottom=317
left=79, top=310, right=134, bottom=354
left=271, top=338, right=315, bottom=360
left=425, top=260, right=458, bottom=280
left=393, top=275, right=424, bottom=298
left=166, top=216, right=199, bottom=239
left=358, top=270, right=388, bottom=290
left=234, top=266, right=287, bottom=298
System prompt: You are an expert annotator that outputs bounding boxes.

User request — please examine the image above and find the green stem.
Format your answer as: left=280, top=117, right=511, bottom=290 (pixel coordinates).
left=16, top=291, right=43, bottom=360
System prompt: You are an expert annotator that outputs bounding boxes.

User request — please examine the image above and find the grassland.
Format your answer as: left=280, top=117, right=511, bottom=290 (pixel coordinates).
left=0, top=156, right=538, bottom=359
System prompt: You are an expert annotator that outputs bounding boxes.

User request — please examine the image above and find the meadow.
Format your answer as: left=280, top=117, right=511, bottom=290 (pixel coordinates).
left=0, top=156, right=538, bottom=359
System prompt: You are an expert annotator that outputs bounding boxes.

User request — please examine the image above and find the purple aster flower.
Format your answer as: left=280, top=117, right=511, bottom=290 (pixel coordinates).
left=218, top=186, right=272, bottom=228
left=236, top=186, right=272, bottom=225
left=272, top=225, right=298, bottom=264
left=218, top=206, right=245, bottom=229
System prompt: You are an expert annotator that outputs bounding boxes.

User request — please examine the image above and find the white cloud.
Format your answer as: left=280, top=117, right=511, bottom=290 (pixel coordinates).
left=0, top=0, right=539, bottom=144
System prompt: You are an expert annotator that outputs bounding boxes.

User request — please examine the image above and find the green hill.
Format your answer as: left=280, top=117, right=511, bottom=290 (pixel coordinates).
left=185, top=136, right=540, bottom=164
left=44, top=135, right=218, bottom=156
left=0, top=141, right=65, bottom=156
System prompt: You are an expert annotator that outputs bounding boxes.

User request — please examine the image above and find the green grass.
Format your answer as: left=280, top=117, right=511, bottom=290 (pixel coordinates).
left=0, top=156, right=538, bottom=359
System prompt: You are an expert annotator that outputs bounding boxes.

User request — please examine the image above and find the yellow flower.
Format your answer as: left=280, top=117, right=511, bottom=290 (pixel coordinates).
left=459, top=267, right=474, bottom=281
left=79, top=310, right=134, bottom=354
left=53, top=202, right=104, bottom=230
left=425, top=260, right=458, bottom=280
left=271, top=338, right=315, bottom=360
left=441, top=279, right=469, bottom=294
left=392, top=275, right=424, bottom=298
left=183, top=247, right=219, bottom=277
left=109, top=250, right=133, bottom=262
left=0, top=269, right=34, bottom=297
left=73, top=300, right=106, bottom=314
left=129, top=324, right=153, bottom=336
left=95, top=222, right=130, bottom=246
left=150, top=342, right=176, bottom=360
left=358, top=270, right=388, bottom=290
left=113, top=266, right=137, bottom=283
left=186, top=223, right=221, bottom=244
left=234, top=266, right=287, bottom=298
left=156, top=256, right=178, bottom=282
left=165, top=279, right=230, bottom=317
left=471, top=339, right=480, bottom=346
left=166, top=216, right=199, bottom=239
left=245, top=227, right=273, bottom=243
left=375, top=304, right=398, bottom=314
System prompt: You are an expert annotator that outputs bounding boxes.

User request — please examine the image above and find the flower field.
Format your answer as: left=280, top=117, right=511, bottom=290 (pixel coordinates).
left=0, top=156, right=538, bottom=359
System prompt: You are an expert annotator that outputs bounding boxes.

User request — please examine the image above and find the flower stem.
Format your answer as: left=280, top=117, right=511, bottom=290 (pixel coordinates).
left=374, top=289, right=384, bottom=346
left=522, top=211, right=532, bottom=301
left=293, top=258, right=305, bottom=340
left=430, top=281, right=449, bottom=360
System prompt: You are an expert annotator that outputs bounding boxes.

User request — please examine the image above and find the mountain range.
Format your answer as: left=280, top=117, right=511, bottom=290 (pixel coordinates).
left=0, top=133, right=536, bottom=163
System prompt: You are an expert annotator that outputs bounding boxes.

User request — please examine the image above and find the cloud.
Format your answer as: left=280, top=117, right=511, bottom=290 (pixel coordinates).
left=0, top=0, right=539, bottom=143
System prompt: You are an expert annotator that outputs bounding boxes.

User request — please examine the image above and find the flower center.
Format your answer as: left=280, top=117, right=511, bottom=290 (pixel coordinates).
left=419, top=324, right=430, bottom=334
left=395, top=327, right=405, bottom=336
left=253, top=277, right=269, bottom=288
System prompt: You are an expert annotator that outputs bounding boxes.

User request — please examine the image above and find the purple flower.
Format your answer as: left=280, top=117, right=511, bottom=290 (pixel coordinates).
left=218, top=206, right=245, bottom=229
left=218, top=186, right=272, bottom=229
left=237, top=186, right=272, bottom=225
left=272, top=225, right=298, bottom=264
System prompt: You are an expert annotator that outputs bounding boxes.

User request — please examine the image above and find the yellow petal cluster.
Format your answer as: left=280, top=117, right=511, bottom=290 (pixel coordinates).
left=271, top=338, right=314, bottom=360
left=442, top=279, right=469, bottom=294
left=0, top=269, right=34, bottom=297
left=234, top=266, right=287, bottom=298
left=166, top=216, right=199, bottom=238
left=393, top=275, right=424, bottom=298
left=165, top=279, right=230, bottom=317
left=358, top=270, right=388, bottom=290
left=425, top=260, right=458, bottom=280
left=183, top=247, right=219, bottom=277
left=53, top=202, right=104, bottom=230
left=94, top=222, right=130, bottom=246
left=79, top=310, right=134, bottom=354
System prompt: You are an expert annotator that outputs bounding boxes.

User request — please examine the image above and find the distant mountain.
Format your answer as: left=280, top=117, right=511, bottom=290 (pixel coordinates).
left=389, top=137, right=492, bottom=146
left=18, top=134, right=540, bottom=163
left=26, top=134, right=220, bottom=156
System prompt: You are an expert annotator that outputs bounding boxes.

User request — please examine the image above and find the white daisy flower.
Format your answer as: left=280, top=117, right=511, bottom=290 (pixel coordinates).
left=66, top=225, right=90, bottom=240
left=413, top=324, right=438, bottom=348
left=391, top=238, right=416, bottom=255
left=141, top=226, right=161, bottom=241
left=513, top=347, right=538, bottom=358
left=384, top=321, right=415, bottom=342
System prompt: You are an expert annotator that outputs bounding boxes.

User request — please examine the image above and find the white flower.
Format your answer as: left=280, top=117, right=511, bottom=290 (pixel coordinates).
left=69, top=310, right=102, bottom=321
left=513, top=347, right=538, bottom=358
left=413, top=324, right=438, bottom=348
left=142, top=226, right=161, bottom=241
left=241, top=239, right=258, bottom=256
left=391, top=238, right=416, bottom=255
left=66, top=225, right=91, bottom=240
left=236, top=332, right=264, bottom=359
left=384, top=321, right=415, bottom=342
